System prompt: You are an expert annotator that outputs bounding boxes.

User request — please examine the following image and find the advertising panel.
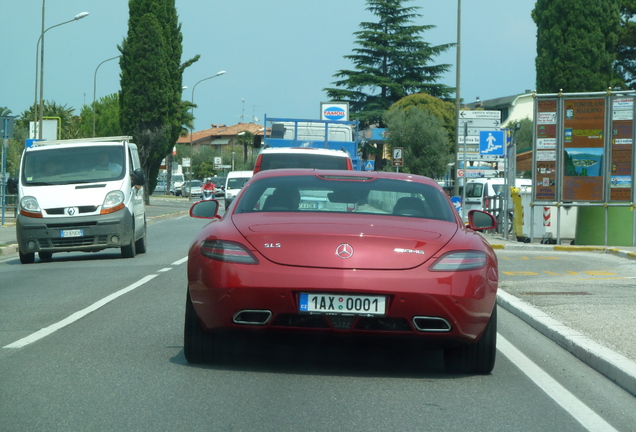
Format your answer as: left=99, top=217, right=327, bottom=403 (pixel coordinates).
left=610, top=97, right=633, bottom=201
left=562, top=98, right=606, bottom=202
left=534, top=99, right=558, bottom=201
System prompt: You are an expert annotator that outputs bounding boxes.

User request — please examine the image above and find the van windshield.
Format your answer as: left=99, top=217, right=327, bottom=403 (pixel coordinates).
left=22, top=146, right=125, bottom=185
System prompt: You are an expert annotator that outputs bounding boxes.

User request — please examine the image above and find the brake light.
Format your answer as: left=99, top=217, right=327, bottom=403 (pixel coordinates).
left=253, top=156, right=262, bottom=174
left=200, top=240, right=259, bottom=264
left=429, top=251, right=487, bottom=271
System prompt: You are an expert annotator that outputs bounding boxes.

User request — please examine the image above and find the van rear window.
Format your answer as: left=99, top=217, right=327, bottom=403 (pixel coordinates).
left=259, top=153, right=349, bottom=171
left=465, top=183, right=484, bottom=198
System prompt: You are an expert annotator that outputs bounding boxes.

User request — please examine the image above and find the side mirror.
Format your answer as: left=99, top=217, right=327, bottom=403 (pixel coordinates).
left=131, top=168, right=145, bottom=186
left=467, top=210, right=497, bottom=231
left=190, top=200, right=221, bottom=219
left=6, top=177, right=18, bottom=194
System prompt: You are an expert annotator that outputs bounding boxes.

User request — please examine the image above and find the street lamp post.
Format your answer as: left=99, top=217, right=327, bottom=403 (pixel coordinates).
left=36, top=3, right=89, bottom=139
left=189, top=70, right=226, bottom=198
left=93, top=55, right=120, bottom=137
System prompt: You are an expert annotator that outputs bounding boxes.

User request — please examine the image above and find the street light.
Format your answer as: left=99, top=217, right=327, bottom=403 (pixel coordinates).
left=189, top=70, right=226, bottom=197
left=93, top=55, right=120, bottom=137
left=36, top=4, right=89, bottom=139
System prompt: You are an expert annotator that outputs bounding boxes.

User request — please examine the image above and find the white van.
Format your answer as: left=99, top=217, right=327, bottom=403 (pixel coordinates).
left=463, top=177, right=531, bottom=220
left=224, top=170, right=254, bottom=208
left=14, top=136, right=147, bottom=264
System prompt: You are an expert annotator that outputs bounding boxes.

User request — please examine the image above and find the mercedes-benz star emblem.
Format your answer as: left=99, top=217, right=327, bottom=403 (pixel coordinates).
left=335, top=243, right=354, bottom=259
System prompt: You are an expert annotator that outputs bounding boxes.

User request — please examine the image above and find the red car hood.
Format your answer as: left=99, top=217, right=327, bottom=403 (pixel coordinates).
left=232, top=213, right=458, bottom=270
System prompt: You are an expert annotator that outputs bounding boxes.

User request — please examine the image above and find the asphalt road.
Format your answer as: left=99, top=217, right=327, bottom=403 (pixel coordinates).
left=1, top=214, right=635, bottom=431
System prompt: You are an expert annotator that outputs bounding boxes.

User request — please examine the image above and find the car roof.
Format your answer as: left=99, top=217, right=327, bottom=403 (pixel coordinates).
left=257, top=147, right=350, bottom=157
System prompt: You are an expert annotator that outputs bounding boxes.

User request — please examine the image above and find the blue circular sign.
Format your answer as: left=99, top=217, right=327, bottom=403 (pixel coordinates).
left=450, top=196, right=462, bottom=212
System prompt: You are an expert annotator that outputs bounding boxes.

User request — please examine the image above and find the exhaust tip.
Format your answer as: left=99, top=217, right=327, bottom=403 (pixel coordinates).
left=233, top=310, right=272, bottom=326
left=412, top=316, right=452, bottom=332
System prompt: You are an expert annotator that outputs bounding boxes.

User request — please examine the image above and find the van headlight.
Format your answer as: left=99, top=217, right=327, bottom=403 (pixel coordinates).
left=101, top=190, right=126, bottom=214
left=20, top=196, right=43, bottom=218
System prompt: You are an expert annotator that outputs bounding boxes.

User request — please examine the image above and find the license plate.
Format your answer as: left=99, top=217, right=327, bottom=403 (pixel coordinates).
left=299, top=293, right=386, bottom=316
left=60, top=229, right=83, bottom=238
left=299, top=201, right=318, bottom=209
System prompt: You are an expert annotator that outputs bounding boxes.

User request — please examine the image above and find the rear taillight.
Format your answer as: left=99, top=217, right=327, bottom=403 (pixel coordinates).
left=200, top=240, right=259, bottom=264
left=429, top=251, right=487, bottom=271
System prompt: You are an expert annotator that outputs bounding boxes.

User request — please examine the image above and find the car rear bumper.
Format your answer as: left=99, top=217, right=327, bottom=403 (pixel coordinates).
left=188, top=258, right=497, bottom=343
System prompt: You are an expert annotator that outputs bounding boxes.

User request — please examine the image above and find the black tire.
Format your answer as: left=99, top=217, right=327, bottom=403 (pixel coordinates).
left=184, top=290, right=217, bottom=363
left=444, top=306, right=497, bottom=374
left=38, top=251, right=53, bottom=260
left=121, top=217, right=137, bottom=258
left=19, top=250, right=35, bottom=264
left=135, top=220, right=147, bottom=254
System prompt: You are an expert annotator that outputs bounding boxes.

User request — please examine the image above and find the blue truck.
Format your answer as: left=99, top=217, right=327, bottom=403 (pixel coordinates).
left=263, top=115, right=362, bottom=170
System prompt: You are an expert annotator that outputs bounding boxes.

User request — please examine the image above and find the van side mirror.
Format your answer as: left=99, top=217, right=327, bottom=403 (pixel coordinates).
left=131, top=168, right=145, bottom=186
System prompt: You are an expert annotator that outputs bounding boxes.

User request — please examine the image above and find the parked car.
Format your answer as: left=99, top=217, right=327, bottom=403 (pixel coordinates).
left=184, top=169, right=499, bottom=373
left=183, top=179, right=203, bottom=198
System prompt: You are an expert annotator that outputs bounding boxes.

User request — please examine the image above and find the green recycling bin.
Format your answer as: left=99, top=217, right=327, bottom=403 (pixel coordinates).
left=575, top=206, right=634, bottom=246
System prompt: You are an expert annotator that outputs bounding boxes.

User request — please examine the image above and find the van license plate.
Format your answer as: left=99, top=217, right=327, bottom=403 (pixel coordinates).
left=61, top=229, right=83, bottom=238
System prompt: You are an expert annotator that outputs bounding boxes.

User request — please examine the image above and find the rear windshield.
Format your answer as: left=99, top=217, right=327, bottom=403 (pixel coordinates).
left=259, top=153, right=350, bottom=171
left=464, top=182, right=484, bottom=198
left=235, top=174, right=455, bottom=222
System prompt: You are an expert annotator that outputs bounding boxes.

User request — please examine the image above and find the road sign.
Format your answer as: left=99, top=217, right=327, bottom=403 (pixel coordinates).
left=458, top=118, right=501, bottom=129
left=479, top=130, right=505, bottom=156
left=364, top=160, right=375, bottom=171
left=392, top=147, right=403, bottom=167
left=459, top=110, right=501, bottom=120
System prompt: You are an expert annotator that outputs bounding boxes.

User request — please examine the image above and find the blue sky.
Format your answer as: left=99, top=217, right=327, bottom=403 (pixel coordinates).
left=2, top=0, right=537, bottom=131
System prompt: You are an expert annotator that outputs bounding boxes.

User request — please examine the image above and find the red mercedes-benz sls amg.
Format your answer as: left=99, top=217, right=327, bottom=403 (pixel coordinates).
left=185, top=169, right=499, bottom=374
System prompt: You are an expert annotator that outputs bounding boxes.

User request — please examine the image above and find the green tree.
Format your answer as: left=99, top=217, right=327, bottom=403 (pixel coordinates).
left=77, top=94, right=123, bottom=138
left=18, top=102, right=78, bottom=140
left=324, top=0, right=454, bottom=128
left=119, top=0, right=198, bottom=199
left=533, top=0, right=622, bottom=92
left=615, top=1, right=636, bottom=88
left=383, top=106, right=451, bottom=177
left=390, top=93, right=456, bottom=146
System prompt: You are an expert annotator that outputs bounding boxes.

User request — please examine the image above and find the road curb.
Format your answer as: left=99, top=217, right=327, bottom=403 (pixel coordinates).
left=497, top=290, right=636, bottom=396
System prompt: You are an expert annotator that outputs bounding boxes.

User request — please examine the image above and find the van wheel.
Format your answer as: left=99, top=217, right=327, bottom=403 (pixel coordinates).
left=135, top=220, right=147, bottom=254
left=121, top=220, right=137, bottom=258
left=19, top=251, right=35, bottom=264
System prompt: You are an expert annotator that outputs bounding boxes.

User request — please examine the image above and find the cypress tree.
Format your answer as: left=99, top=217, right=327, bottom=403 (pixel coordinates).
left=119, top=0, right=198, bottom=198
left=533, top=0, right=622, bottom=92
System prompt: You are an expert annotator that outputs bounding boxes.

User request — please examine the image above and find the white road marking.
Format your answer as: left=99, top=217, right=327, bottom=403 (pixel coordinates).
left=3, top=274, right=158, bottom=349
left=498, top=335, right=618, bottom=432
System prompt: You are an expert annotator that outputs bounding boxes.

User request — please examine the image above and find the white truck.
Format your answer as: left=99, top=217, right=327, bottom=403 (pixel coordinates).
left=14, top=136, right=147, bottom=264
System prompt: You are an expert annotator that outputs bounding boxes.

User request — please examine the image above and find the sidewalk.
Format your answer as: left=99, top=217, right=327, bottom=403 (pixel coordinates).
left=483, top=232, right=636, bottom=396
left=2, top=209, right=636, bottom=395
